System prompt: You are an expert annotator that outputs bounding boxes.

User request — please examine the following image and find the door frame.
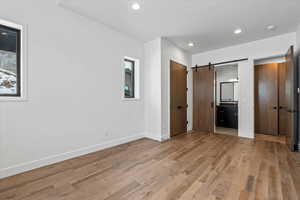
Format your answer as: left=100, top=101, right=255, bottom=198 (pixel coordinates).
left=170, top=60, right=188, bottom=137
left=252, top=52, right=298, bottom=147
left=213, top=64, right=239, bottom=135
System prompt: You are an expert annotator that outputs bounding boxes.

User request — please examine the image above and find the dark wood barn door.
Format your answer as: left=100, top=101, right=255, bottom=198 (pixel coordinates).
left=193, top=66, right=215, bottom=133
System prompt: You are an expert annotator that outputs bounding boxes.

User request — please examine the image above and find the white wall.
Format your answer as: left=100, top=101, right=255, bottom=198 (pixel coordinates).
left=192, top=33, right=296, bottom=139
left=144, top=38, right=192, bottom=141
left=297, top=24, right=300, bottom=50
left=161, top=38, right=192, bottom=139
left=0, top=0, right=145, bottom=178
left=144, top=38, right=162, bottom=141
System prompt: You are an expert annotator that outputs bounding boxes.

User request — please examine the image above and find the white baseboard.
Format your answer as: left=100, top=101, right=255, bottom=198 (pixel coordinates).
left=239, top=135, right=255, bottom=139
left=0, top=133, right=144, bottom=179
left=144, top=134, right=163, bottom=142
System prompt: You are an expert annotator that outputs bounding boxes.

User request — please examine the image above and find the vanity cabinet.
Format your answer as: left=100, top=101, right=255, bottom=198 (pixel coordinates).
left=216, top=104, right=238, bottom=129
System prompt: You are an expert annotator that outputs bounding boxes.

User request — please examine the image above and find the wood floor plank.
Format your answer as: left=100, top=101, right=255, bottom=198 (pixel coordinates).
left=0, top=133, right=300, bottom=200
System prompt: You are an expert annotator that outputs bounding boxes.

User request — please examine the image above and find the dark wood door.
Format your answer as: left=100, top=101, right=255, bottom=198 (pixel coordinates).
left=255, top=63, right=278, bottom=135
left=193, top=66, right=214, bottom=133
left=285, top=46, right=297, bottom=151
left=278, top=62, right=288, bottom=136
left=170, top=60, right=187, bottom=137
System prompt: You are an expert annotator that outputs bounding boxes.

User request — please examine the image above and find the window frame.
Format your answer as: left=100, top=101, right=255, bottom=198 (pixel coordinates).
left=0, top=24, right=21, bottom=97
left=122, top=56, right=140, bottom=101
left=0, top=18, right=26, bottom=101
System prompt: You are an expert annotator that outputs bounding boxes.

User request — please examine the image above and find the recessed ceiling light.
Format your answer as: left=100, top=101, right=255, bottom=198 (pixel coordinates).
left=234, top=28, right=242, bottom=34
left=131, top=2, right=140, bottom=10
left=266, top=25, right=277, bottom=31
left=188, top=42, right=194, bottom=47
left=1, top=32, right=7, bottom=36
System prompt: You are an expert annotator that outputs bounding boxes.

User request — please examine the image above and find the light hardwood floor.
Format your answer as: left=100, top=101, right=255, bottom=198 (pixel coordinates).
left=1, top=132, right=300, bottom=200
left=215, top=127, right=238, bottom=136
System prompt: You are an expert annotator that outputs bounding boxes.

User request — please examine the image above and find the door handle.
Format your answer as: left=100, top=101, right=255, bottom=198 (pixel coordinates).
left=177, top=106, right=183, bottom=109
left=279, top=106, right=286, bottom=110
left=273, top=106, right=277, bottom=110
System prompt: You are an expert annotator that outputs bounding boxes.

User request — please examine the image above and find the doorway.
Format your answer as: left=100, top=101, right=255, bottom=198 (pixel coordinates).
left=170, top=60, right=187, bottom=137
left=254, top=46, right=297, bottom=152
left=254, top=58, right=288, bottom=136
left=215, top=65, right=239, bottom=136
left=254, top=62, right=282, bottom=136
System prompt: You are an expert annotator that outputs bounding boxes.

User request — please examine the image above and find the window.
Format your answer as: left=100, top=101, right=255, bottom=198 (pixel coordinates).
left=0, top=22, right=21, bottom=96
left=123, top=57, right=139, bottom=99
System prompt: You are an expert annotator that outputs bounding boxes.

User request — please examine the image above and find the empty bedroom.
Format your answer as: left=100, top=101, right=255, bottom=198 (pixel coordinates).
left=0, top=0, right=300, bottom=199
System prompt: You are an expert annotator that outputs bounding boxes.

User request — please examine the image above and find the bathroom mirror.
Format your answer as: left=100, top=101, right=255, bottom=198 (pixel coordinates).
left=220, top=82, right=238, bottom=102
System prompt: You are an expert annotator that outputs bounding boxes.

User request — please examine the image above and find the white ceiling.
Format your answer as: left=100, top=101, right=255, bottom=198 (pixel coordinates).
left=59, top=0, right=300, bottom=54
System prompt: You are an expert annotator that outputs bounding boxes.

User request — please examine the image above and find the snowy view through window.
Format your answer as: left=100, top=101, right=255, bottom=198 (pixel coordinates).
left=0, top=24, right=19, bottom=96
left=0, top=51, right=17, bottom=94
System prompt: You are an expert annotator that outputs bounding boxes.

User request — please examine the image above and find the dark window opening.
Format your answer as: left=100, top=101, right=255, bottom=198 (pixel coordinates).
left=124, top=59, right=135, bottom=98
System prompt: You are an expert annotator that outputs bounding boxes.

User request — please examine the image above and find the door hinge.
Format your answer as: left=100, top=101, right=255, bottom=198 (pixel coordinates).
left=186, top=88, right=188, bottom=91
left=298, top=88, right=300, bottom=94
left=186, top=104, right=188, bottom=108
left=186, top=121, right=189, bottom=125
